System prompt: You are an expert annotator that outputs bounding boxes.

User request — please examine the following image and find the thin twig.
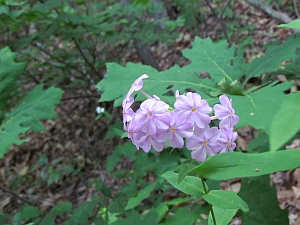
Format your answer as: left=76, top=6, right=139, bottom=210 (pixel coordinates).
left=204, top=0, right=230, bottom=42
left=246, top=0, right=293, bottom=23
left=293, top=0, right=300, bottom=18
left=0, top=185, right=32, bottom=205
left=72, top=38, right=101, bottom=77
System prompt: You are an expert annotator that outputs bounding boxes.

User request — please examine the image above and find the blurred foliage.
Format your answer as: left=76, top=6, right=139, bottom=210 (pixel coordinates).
left=0, top=0, right=184, bottom=89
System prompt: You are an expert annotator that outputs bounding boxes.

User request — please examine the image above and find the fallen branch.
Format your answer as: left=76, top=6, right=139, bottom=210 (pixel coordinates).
left=246, top=0, right=293, bottom=24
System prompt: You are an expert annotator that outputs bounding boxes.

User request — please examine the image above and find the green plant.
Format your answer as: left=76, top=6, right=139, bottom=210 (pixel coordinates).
left=96, top=33, right=300, bottom=224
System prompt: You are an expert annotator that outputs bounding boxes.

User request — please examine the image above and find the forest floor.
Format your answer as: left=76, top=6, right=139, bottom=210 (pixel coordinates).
left=0, top=0, right=300, bottom=224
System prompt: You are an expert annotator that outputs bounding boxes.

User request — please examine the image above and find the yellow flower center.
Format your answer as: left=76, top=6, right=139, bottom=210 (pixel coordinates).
left=170, top=126, right=176, bottom=132
left=203, top=140, right=208, bottom=146
left=192, top=107, right=197, bottom=113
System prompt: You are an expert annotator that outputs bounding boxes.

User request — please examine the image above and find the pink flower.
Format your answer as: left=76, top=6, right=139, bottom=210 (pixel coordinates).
left=126, top=117, right=141, bottom=150
left=157, top=110, right=194, bottom=148
left=134, top=98, right=171, bottom=134
left=174, top=92, right=212, bottom=129
left=186, top=126, right=221, bottom=162
left=122, top=97, right=134, bottom=129
left=214, top=95, right=239, bottom=128
left=126, top=74, right=149, bottom=100
left=135, top=125, right=165, bottom=152
left=218, top=126, right=238, bottom=153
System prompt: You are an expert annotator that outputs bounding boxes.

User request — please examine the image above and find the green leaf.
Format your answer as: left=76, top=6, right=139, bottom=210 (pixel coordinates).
left=0, top=47, right=26, bottom=112
left=51, top=202, right=73, bottom=217
left=0, top=116, right=30, bottom=158
left=203, top=190, right=248, bottom=213
left=9, top=84, right=63, bottom=132
left=277, top=19, right=300, bottom=30
left=65, top=200, right=99, bottom=225
left=40, top=215, right=55, bottom=225
left=191, top=150, right=300, bottom=180
left=245, top=34, right=300, bottom=82
left=177, top=159, right=198, bottom=184
left=97, top=62, right=218, bottom=107
left=247, top=130, right=269, bottom=153
left=125, top=180, right=159, bottom=210
left=0, top=84, right=63, bottom=158
left=110, top=211, right=143, bottom=225
left=269, top=92, right=300, bottom=151
left=232, top=82, right=293, bottom=130
left=155, top=197, right=192, bottom=221
left=208, top=206, right=237, bottom=225
left=161, top=204, right=206, bottom=225
left=20, top=205, right=43, bottom=220
left=106, top=141, right=136, bottom=173
left=182, top=37, right=243, bottom=82
left=31, top=0, right=62, bottom=13
left=239, top=175, right=288, bottom=225
left=161, top=171, right=206, bottom=197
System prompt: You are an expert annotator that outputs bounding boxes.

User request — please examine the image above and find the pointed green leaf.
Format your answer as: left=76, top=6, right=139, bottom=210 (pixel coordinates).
left=125, top=180, right=159, bottom=210
left=191, top=150, right=300, bottom=180
left=177, top=159, right=198, bottom=184
left=277, top=19, right=300, bottom=30
left=203, top=190, right=248, bottom=213
left=239, top=175, right=288, bottom=225
left=161, top=171, right=206, bottom=197
left=269, top=92, right=300, bottom=151
left=246, top=34, right=300, bottom=81
left=208, top=206, right=237, bottom=225
left=182, top=37, right=243, bottom=82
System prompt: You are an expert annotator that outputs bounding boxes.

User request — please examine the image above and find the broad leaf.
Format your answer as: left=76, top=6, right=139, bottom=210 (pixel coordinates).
left=239, top=175, right=288, bottom=225
left=191, top=150, right=300, bottom=180
left=111, top=210, right=158, bottom=225
left=0, top=116, right=29, bottom=158
left=51, top=202, right=72, bottom=217
left=208, top=206, right=237, bottom=225
left=161, top=171, right=206, bottom=197
left=203, top=190, right=248, bottom=213
left=245, top=34, right=300, bottom=82
left=155, top=197, right=192, bottom=221
left=97, top=63, right=218, bottom=107
left=160, top=204, right=207, bottom=225
left=232, top=82, right=293, bottom=130
left=182, top=37, right=243, bottom=82
left=269, top=91, right=300, bottom=151
left=8, top=84, right=63, bottom=132
left=0, top=47, right=26, bottom=112
left=0, top=84, right=63, bottom=158
left=20, top=205, right=43, bottom=220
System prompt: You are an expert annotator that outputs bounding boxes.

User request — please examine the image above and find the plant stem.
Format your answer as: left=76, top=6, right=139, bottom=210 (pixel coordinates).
left=201, top=177, right=217, bottom=225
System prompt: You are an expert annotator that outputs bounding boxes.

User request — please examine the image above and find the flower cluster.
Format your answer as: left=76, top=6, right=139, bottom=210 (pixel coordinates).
left=122, top=74, right=239, bottom=162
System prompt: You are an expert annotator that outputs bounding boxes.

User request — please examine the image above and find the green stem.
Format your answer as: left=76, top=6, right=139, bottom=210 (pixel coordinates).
left=201, top=177, right=217, bottom=225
